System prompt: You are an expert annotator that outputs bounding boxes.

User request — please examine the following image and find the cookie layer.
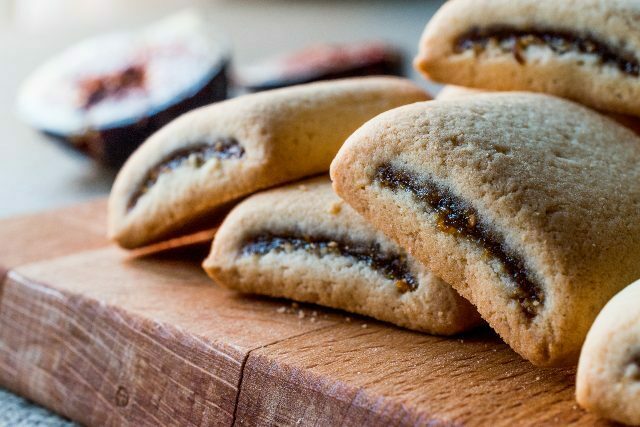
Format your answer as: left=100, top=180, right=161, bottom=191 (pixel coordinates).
left=415, top=0, right=640, bottom=116
left=576, top=279, right=640, bottom=425
left=109, top=77, right=428, bottom=248
left=203, top=177, right=481, bottom=335
left=330, top=93, right=640, bottom=366
left=436, top=84, right=640, bottom=136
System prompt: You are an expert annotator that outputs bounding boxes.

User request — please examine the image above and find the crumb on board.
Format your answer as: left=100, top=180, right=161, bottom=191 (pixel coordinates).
left=298, top=310, right=305, bottom=319
left=276, top=306, right=287, bottom=314
left=345, top=317, right=351, bottom=322
left=298, top=185, right=308, bottom=191
left=362, top=324, right=368, bottom=329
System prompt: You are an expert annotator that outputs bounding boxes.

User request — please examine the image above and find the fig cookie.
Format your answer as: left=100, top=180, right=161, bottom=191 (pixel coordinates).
left=415, top=0, right=640, bottom=116
left=576, top=279, right=640, bottom=425
left=202, top=177, right=481, bottom=335
left=331, top=93, right=640, bottom=366
left=435, top=85, right=640, bottom=135
left=109, top=77, right=428, bottom=248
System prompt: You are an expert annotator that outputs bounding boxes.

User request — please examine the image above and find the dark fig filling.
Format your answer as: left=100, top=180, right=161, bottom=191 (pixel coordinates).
left=374, top=163, right=543, bottom=317
left=631, top=354, right=640, bottom=380
left=454, top=26, right=640, bottom=76
left=80, top=65, right=147, bottom=109
left=242, top=233, right=418, bottom=293
left=127, top=137, right=244, bottom=211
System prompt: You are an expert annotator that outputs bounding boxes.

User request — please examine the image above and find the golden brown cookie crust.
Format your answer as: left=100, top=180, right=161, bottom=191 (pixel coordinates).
left=576, top=279, right=640, bottom=425
left=203, top=177, right=481, bottom=335
left=331, top=93, right=640, bottom=366
left=415, top=0, right=640, bottom=116
left=109, top=77, right=428, bottom=248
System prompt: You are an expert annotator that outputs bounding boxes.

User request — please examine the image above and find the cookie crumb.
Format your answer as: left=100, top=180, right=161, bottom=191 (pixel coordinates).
left=437, top=311, right=444, bottom=317
left=345, top=317, right=351, bottom=322
left=310, top=317, right=316, bottom=323
left=298, top=185, right=308, bottom=191
left=362, top=324, right=368, bottom=329
left=328, top=201, right=343, bottom=215
left=276, top=306, right=287, bottom=314
left=535, top=376, right=541, bottom=381
left=298, top=310, right=305, bottom=319
left=311, top=311, right=318, bottom=317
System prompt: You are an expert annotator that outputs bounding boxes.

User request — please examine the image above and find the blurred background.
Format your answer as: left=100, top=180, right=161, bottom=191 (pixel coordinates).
left=1, top=0, right=444, bottom=219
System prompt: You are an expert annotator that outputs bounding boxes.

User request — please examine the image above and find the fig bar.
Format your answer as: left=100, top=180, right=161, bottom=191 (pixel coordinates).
left=414, top=0, right=640, bottom=116
left=108, top=77, right=428, bottom=248
left=331, top=93, right=640, bottom=366
left=203, top=177, right=481, bottom=335
left=17, top=11, right=228, bottom=167
left=577, top=279, right=640, bottom=425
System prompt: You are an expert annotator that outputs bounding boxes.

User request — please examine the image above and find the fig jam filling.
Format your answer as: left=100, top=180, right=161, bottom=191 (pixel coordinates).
left=631, top=354, right=640, bottom=380
left=242, top=233, right=418, bottom=293
left=455, top=26, right=640, bottom=76
left=374, top=163, right=543, bottom=317
left=127, top=137, right=244, bottom=211
left=80, top=65, right=147, bottom=109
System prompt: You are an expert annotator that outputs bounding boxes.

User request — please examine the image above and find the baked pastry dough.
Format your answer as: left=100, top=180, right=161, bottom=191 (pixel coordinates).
left=109, top=77, right=427, bottom=248
left=415, top=0, right=640, bottom=116
left=576, top=279, right=640, bottom=425
left=203, top=177, right=481, bottom=335
left=331, top=93, right=640, bottom=366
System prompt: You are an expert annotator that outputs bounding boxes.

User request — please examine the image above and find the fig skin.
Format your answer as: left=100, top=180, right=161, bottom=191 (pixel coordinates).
left=43, top=63, right=228, bottom=168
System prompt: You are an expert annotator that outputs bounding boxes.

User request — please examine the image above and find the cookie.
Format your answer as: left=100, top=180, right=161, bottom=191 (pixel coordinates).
left=202, top=177, right=481, bottom=335
left=414, top=0, right=640, bottom=116
left=436, top=85, right=486, bottom=100
left=436, top=84, right=640, bottom=135
left=576, top=279, right=640, bottom=425
left=108, top=77, right=428, bottom=248
left=330, top=93, right=640, bottom=366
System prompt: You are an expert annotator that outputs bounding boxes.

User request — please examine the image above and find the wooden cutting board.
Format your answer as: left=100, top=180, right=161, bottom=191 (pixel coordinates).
left=0, top=199, right=612, bottom=426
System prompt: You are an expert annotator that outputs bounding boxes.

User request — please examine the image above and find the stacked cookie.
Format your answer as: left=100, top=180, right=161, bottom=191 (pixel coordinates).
left=109, top=76, right=484, bottom=336
left=109, top=1, right=640, bottom=423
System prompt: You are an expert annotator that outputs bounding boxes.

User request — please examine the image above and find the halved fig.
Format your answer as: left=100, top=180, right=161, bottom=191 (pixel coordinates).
left=17, top=11, right=228, bottom=167
left=236, top=41, right=403, bottom=92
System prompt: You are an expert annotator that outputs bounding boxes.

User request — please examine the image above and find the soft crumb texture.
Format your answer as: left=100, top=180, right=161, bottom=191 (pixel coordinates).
left=415, top=0, right=640, bottom=116
left=330, top=93, right=640, bottom=366
left=436, top=85, right=640, bottom=135
left=109, top=77, right=429, bottom=248
left=203, top=176, right=481, bottom=336
left=577, top=279, right=640, bottom=425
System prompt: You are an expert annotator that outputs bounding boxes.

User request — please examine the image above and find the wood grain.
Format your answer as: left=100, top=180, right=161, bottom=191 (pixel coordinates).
left=236, top=322, right=612, bottom=426
left=0, top=247, right=338, bottom=426
left=0, top=199, right=615, bottom=426
left=0, top=198, right=108, bottom=276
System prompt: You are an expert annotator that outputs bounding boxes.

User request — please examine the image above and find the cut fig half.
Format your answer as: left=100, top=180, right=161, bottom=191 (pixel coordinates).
left=17, top=11, right=229, bottom=167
